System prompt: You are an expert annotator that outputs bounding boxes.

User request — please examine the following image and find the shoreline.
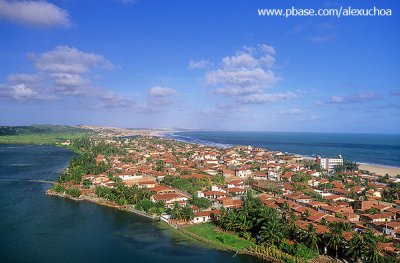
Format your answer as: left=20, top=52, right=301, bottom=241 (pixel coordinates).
left=45, top=191, right=313, bottom=263
left=163, top=132, right=400, bottom=177
left=358, top=163, right=400, bottom=177
left=46, top=190, right=159, bottom=220
left=46, top=190, right=265, bottom=260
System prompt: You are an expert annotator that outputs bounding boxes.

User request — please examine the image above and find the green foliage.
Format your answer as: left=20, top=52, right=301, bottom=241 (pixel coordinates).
left=65, top=187, right=81, bottom=198
left=210, top=174, right=225, bottom=185
left=303, top=160, right=321, bottom=172
left=292, top=243, right=318, bottom=260
left=95, top=184, right=153, bottom=209
left=382, top=182, right=400, bottom=202
left=163, top=174, right=210, bottom=193
left=51, top=183, right=65, bottom=193
left=323, top=223, right=345, bottom=258
left=184, top=223, right=254, bottom=250
left=136, top=199, right=159, bottom=212
left=57, top=153, right=108, bottom=184
left=171, top=202, right=194, bottom=221
left=189, top=196, right=211, bottom=209
left=154, top=160, right=165, bottom=172
left=292, top=173, right=312, bottom=183
left=82, top=179, right=92, bottom=188
left=303, top=189, right=323, bottom=201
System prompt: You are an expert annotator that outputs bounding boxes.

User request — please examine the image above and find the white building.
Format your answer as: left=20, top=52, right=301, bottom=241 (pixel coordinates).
left=318, top=155, right=343, bottom=172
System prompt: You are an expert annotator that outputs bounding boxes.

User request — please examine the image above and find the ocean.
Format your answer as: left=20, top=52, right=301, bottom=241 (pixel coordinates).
left=0, top=144, right=257, bottom=263
left=168, top=131, right=400, bottom=167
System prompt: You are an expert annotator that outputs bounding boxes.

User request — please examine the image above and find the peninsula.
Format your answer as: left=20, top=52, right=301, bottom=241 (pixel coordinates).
left=39, top=125, right=400, bottom=263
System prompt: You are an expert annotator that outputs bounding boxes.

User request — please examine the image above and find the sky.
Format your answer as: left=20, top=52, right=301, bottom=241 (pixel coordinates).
left=0, top=0, right=399, bottom=133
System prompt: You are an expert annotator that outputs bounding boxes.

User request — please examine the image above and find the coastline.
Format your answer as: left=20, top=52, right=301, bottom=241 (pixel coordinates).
left=164, top=131, right=400, bottom=177
left=39, top=131, right=397, bottom=262
left=46, top=190, right=159, bottom=220
left=358, top=163, right=400, bottom=177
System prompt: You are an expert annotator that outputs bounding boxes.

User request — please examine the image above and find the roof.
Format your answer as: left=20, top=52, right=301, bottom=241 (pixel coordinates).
left=204, top=191, right=226, bottom=196
left=152, top=193, right=180, bottom=201
left=194, top=210, right=221, bottom=217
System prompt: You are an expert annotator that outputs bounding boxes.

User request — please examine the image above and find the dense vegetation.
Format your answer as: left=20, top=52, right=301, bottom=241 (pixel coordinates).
left=163, top=174, right=210, bottom=194
left=0, top=125, right=90, bottom=145
left=55, top=137, right=127, bottom=184
left=214, top=192, right=398, bottom=262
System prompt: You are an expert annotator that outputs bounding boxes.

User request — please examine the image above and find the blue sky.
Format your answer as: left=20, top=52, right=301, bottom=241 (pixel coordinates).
left=0, top=0, right=399, bottom=133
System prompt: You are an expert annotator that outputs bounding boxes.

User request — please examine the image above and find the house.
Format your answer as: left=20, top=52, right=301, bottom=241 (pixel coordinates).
left=227, top=179, right=244, bottom=189
left=268, top=171, right=281, bottom=181
left=203, top=191, right=227, bottom=200
left=235, top=167, right=252, bottom=178
left=192, top=210, right=221, bottom=224
left=151, top=185, right=177, bottom=194
left=360, top=212, right=393, bottom=223
left=137, top=180, right=156, bottom=189
left=217, top=197, right=243, bottom=209
left=383, top=221, right=400, bottom=237
left=150, top=193, right=188, bottom=208
left=226, top=187, right=245, bottom=195
left=284, top=193, right=313, bottom=204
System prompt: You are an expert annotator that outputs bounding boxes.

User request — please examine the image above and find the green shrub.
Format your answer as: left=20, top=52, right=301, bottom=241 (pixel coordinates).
left=66, top=187, right=81, bottom=198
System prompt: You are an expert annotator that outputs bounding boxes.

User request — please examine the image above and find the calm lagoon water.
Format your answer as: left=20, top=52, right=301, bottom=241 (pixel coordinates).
left=0, top=144, right=258, bottom=263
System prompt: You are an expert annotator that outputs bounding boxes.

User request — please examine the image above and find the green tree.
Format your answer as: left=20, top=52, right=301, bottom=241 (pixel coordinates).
left=346, top=232, right=364, bottom=263
left=323, top=224, right=344, bottom=258
left=171, top=202, right=183, bottom=220
left=188, top=196, right=211, bottom=209
left=299, top=224, right=320, bottom=253
left=364, top=241, right=383, bottom=263
left=181, top=206, right=194, bottom=222
left=65, top=187, right=81, bottom=198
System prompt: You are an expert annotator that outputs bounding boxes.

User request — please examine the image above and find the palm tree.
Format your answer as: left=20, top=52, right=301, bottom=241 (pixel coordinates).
left=259, top=217, right=284, bottom=245
left=299, top=224, right=320, bottom=253
left=346, top=232, right=364, bottom=262
left=323, top=224, right=344, bottom=258
left=171, top=202, right=183, bottom=220
left=286, top=211, right=299, bottom=239
left=301, top=209, right=311, bottom=220
left=364, top=241, right=383, bottom=263
left=181, top=206, right=194, bottom=222
left=224, top=210, right=239, bottom=231
left=235, top=212, right=252, bottom=233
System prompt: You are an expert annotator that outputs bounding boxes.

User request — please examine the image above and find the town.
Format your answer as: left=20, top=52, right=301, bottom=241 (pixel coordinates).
left=49, top=128, right=400, bottom=263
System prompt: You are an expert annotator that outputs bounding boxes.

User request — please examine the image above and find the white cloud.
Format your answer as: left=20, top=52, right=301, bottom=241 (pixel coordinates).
left=0, top=0, right=70, bottom=28
left=135, top=86, right=180, bottom=112
left=327, top=92, right=381, bottom=104
left=237, top=92, right=297, bottom=104
left=188, top=60, right=212, bottom=69
left=7, top=73, right=41, bottom=83
left=279, top=108, right=304, bottom=116
left=32, top=46, right=113, bottom=74
left=203, top=44, right=279, bottom=102
left=0, top=46, right=134, bottom=108
left=148, top=86, right=178, bottom=97
left=258, top=44, right=276, bottom=55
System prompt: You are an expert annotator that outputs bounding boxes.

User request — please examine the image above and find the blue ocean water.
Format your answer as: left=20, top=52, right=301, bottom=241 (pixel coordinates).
left=168, top=131, right=400, bottom=167
left=0, top=144, right=258, bottom=263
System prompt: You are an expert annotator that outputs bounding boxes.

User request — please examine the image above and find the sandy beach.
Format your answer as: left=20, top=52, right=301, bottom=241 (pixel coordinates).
left=358, top=163, right=400, bottom=177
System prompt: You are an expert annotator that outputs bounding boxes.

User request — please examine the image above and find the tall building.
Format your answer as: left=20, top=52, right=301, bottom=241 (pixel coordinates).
left=316, top=155, right=343, bottom=172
